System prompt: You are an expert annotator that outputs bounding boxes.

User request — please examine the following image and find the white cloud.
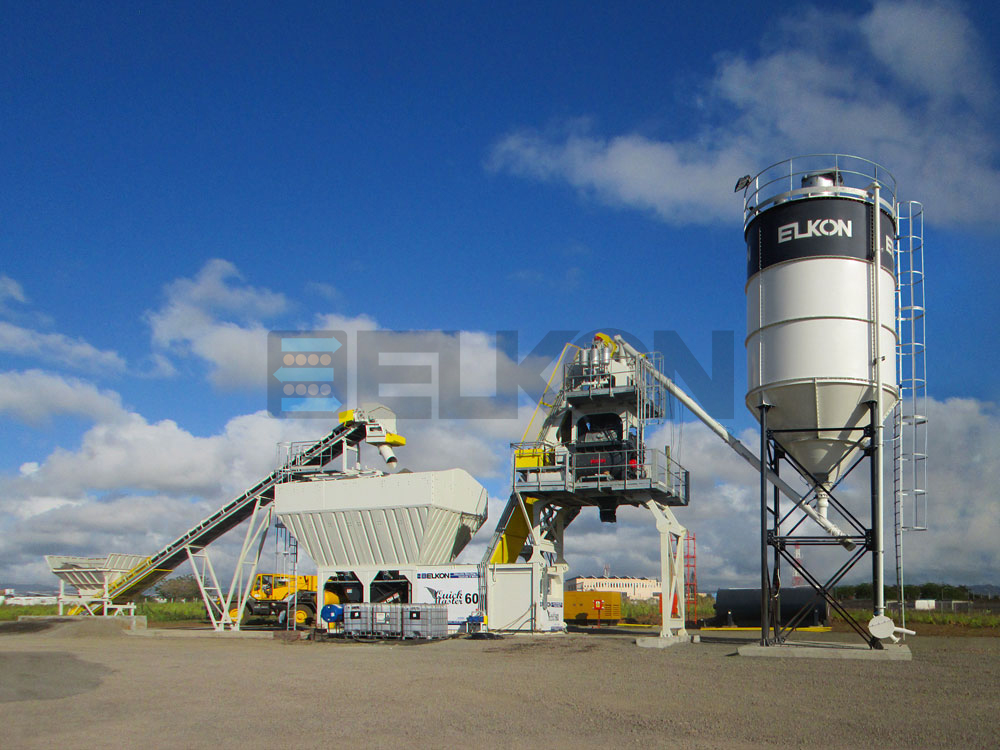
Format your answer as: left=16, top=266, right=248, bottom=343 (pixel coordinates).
left=136, top=352, right=178, bottom=378
left=490, top=126, right=750, bottom=224
left=0, top=275, right=116, bottom=366
left=152, top=259, right=287, bottom=338
left=0, top=275, right=27, bottom=310
left=146, top=259, right=288, bottom=389
left=0, top=407, right=324, bottom=585
left=144, top=258, right=561, bottom=420
left=0, top=370, right=126, bottom=425
left=396, top=418, right=512, bottom=479
left=0, top=321, right=126, bottom=373
left=0, top=494, right=217, bottom=585
left=861, top=0, right=992, bottom=108
left=306, top=281, right=341, bottom=302
left=489, top=1, right=1000, bottom=226
left=5, top=409, right=314, bottom=501
left=899, top=397, right=1000, bottom=584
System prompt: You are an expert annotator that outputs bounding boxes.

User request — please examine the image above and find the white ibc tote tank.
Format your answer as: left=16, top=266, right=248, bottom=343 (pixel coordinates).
left=743, top=155, right=899, bottom=485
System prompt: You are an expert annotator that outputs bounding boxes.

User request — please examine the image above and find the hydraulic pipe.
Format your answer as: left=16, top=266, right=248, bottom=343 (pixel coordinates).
left=613, top=336, right=856, bottom=549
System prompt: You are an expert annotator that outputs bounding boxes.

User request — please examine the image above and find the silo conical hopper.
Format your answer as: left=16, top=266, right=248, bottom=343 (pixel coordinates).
left=744, top=156, right=900, bottom=486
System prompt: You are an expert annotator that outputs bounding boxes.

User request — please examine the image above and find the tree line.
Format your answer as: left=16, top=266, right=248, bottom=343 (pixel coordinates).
left=136, top=574, right=202, bottom=602
left=832, top=582, right=987, bottom=601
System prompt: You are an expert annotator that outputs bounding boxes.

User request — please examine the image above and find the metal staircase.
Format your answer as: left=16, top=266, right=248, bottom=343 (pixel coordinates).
left=275, top=519, right=300, bottom=629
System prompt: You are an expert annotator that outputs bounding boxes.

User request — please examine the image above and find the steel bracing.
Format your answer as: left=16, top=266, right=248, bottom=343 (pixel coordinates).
left=757, top=405, right=886, bottom=648
left=684, top=533, right=698, bottom=623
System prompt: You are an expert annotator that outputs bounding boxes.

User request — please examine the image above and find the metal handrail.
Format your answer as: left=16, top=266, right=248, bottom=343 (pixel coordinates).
left=742, top=154, right=898, bottom=229
left=512, top=441, right=689, bottom=504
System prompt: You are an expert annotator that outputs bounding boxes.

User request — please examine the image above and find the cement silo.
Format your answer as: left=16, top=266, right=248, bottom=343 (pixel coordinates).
left=741, top=155, right=904, bottom=647
left=745, top=158, right=899, bottom=483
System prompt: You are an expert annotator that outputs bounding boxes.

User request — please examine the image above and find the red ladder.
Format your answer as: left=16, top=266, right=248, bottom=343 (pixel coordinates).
left=684, top=533, right=697, bottom=622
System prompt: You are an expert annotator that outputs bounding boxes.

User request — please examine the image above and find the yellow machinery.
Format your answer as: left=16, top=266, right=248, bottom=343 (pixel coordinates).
left=564, top=591, right=623, bottom=625
left=229, top=574, right=342, bottom=626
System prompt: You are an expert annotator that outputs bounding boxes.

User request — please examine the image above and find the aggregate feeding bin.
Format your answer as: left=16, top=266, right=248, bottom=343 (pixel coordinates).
left=274, top=468, right=488, bottom=569
left=45, top=553, right=148, bottom=615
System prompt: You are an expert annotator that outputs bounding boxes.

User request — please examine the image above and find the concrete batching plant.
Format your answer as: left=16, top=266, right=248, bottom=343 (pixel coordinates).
left=41, top=157, right=927, bottom=652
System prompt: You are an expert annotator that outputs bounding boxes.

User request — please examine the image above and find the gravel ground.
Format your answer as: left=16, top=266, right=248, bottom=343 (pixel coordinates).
left=1, top=621, right=998, bottom=749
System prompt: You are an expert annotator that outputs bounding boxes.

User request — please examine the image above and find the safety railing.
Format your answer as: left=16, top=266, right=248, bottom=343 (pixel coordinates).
left=512, top=441, right=689, bottom=504
left=741, top=154, right=897, bottom=229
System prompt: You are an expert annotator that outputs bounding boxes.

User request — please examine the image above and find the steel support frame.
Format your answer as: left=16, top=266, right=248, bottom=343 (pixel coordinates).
left=187, top=545, right=226, bottom=629
left=646, top=500, right=686, bottom=638
left=56, top=574, right=137, bottom=618
left=223, top=501, right=273, bottom=631
left=188, top=499, right=273, bottom=632
left=527, top=500, right=574, bottom=624
left=758, top=404, right=884, bottom=649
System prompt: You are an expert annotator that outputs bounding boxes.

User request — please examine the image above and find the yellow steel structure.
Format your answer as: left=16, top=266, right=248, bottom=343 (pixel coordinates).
left=490, top=343, right=579, bottom=564
left=339, top=409, right=406, bottom=446
left=489, top=495, right=537, bottom=564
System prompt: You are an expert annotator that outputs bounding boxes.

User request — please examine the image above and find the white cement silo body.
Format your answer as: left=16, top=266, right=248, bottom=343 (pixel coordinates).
left=744, top=164, right=899, bottom=483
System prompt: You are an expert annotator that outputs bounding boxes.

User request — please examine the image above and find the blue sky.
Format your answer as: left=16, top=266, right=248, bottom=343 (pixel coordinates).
left=2, top=1, right=999, bottom=590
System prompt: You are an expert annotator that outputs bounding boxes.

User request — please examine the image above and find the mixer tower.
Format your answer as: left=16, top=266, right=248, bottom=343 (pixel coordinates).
left=485, top=335, right=691, bottom=638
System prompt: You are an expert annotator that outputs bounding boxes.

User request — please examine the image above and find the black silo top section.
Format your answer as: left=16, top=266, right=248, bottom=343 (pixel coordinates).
left=745, top=197, right=895, bottom=279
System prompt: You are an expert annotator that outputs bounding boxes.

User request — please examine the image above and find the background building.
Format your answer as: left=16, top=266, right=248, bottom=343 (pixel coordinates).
left=566, top=576, right=659, bottom=600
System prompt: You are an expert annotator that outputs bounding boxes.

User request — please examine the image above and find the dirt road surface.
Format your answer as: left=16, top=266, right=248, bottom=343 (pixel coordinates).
left=1, top=622, right=997, bottom=748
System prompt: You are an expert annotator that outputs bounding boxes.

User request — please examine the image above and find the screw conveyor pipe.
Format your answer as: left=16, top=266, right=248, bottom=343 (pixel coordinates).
left=612, top=335, right=855, bottom=548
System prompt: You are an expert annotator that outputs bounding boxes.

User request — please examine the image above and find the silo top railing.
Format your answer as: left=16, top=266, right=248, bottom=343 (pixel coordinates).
left=742, top=154, right=897, bottom=230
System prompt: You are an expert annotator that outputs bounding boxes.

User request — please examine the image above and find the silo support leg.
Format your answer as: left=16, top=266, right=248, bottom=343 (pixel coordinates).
left=760, top=404, right=770, bottom=646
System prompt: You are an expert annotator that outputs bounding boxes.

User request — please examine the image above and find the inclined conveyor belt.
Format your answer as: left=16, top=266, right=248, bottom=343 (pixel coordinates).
left=106, top=418, right=373, bottom=602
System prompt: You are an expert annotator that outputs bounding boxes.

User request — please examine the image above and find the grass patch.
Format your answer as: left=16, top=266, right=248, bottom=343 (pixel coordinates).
left=621, top=596, right=717, bottom=625
left=835, top=608, right=1000, bottom=630
left=1, top=601, right=208, bottom=624
left=0, top=604, right=59, bottom=620
left=134, top=601, right=207, bottom=622
left=622, top=600, right=661, bottom=625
